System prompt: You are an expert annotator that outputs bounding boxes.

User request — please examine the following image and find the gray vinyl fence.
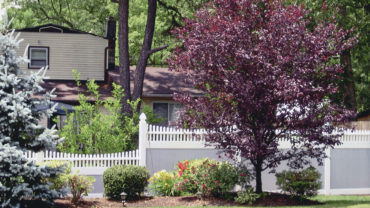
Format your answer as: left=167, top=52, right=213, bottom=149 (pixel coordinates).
left=28, top=113, right=370, bottom=197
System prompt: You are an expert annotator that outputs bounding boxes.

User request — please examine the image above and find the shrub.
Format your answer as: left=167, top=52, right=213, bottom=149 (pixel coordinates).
left=103, top=165, right=150, bottom=199
left=275, top=166, right=322, bottom=197
left=65, top=173, right=95, bottom=205
left=40, top=160, right=72, bottom=192
left=40, top=161, right=94, bottom=205
left=175, top=158, right=250, bottom=197
left=234, top=188, right=260, bottom=205
left=57, top=72, right=162, bottom=154
left=148, top=170, right=183, bottom=196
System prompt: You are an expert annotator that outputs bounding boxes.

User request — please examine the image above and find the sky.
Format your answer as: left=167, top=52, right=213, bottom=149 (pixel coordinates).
left=0, top=0, right=5, bottom=20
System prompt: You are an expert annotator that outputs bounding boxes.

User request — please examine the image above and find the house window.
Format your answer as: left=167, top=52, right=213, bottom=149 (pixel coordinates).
left=48, top=114, right=68, bottom=130
left=57, top=115, right=68, bottom=130
left=153, top=102, right=183, bottom=126
left=29, top=47, right=49, bottom=69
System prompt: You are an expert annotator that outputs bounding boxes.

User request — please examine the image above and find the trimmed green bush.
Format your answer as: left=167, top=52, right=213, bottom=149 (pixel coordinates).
left=103, top=165, right=150, bottom=199
left=275, top=166, right=322, bottom=197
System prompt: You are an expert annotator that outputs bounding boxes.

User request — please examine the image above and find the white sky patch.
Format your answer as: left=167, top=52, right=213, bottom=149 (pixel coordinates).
left=0, top=0, right=19, bottom=21
left=0, top=0, right=6, bottom=21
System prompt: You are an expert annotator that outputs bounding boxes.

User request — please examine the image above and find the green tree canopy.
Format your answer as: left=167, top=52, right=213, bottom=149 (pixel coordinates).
left=293, top=0, right=369, bottom=113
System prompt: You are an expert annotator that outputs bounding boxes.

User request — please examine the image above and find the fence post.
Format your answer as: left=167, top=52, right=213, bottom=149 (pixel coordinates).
left=324, top=147, right=331, bottom=195
left=139, top=113, right=148, bottom=167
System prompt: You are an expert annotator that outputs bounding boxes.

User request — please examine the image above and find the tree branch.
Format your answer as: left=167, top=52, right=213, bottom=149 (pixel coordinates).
left=37, top=0, right=51, bottom=19
left=157, top=0, right=183, bottom=32
left=148, top=44, right=168, bottom=55
left=157, top=0, right=183, bottom=20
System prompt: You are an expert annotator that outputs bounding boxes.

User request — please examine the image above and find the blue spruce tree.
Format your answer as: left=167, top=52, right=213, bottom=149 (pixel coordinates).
left=0, top=18, right=64, bottom=207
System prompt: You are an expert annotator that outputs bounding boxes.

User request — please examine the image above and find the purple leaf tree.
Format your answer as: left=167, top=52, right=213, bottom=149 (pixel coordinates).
left=168, top=0, right=356, bottom=193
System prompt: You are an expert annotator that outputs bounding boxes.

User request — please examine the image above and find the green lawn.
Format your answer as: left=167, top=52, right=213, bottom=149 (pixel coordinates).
left=147, top=195, right=370, bottom=208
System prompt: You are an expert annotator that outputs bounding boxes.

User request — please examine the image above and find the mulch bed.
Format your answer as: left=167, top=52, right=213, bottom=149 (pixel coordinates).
left=51, top=193, right=323, bottom=207
left=254, top=193, right=322, bottom=206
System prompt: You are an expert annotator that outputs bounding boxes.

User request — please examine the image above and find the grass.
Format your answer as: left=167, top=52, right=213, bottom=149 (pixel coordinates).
left=146, top=195, right=370, bottom=208
left=309, top=195, right=370, bottom=208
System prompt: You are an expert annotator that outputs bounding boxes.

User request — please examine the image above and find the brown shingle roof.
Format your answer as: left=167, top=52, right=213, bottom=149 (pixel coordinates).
left=42, top=67, right=201, bottom=103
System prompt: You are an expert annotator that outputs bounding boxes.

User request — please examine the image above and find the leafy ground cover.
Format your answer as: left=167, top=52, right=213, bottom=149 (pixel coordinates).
left=52, top=194, right=370, bottom=208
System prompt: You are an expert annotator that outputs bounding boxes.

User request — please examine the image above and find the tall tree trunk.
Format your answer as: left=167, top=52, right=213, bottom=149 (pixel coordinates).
left=115, top=0, right=167, bottom=114
left=254, top=160, right=263, bottom=194
left=341, top=49, right=357, bottom=111
left=132, top=0, right=157, bottom=109
left=118, top=0, right=132, bottom=115
left=340, top=5, right=357, bottom=112
left=132, top=0, right=167, bottom=112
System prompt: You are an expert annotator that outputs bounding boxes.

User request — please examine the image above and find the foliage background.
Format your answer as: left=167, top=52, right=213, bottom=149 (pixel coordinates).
left=57, top=71, right=161, bottom=154
left=5, top=0, right=368, bottom=114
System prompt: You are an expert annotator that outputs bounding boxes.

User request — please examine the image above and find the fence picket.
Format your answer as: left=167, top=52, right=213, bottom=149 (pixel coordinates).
left=154, top=125, right=157, bottom=141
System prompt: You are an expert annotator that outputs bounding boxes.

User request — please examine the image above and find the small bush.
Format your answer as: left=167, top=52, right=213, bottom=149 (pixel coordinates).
left=148, top=170, right=183, bottom=196
left=40, top=160, right=71, bottom=192
left=174, top=158, right=250, bottom=197
left=275, top=166, right=321, bottom=197
left=65, top=173, right=95, bottom=205
left=40, top=160, right=94, bottom=204
left=234, top=188, right=260, bottom=205
left=103, top=165, right=150, bottom=199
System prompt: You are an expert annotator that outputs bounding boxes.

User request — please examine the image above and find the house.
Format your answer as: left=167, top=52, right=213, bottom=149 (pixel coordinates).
left=15, top=21, right=200, bottom=127
left=15, top=21, right=116, bottom=80
left=354, top=110, right=370, bottom=130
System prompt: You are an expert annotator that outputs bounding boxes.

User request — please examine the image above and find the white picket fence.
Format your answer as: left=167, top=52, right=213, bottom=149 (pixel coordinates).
left=146, top=124, right=370, bottom=149
left=25, top=113, right=370, bottom=194
left=26, top=150, right=139, bottom=175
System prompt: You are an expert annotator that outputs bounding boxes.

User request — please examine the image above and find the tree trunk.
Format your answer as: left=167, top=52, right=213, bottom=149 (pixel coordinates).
left=117, top=0, right=167, bottom=114
left=118, top=0, right=132, bottom=115
left=340, top=49, right=357, bottom=112
left=132, top=0, right=158, bottom=112
left=339, top=5, right=357, bottom=112
left=255, top=160, right=263, bottom=194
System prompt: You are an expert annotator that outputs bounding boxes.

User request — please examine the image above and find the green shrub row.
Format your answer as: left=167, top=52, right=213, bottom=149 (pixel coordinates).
left=44, top=159, right=321, bottom=205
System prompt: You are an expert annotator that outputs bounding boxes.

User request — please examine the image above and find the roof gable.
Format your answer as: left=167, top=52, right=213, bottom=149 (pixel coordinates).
left=15, top=24, right=104, bottom=38
left=41, top=67, right=202, bottom=103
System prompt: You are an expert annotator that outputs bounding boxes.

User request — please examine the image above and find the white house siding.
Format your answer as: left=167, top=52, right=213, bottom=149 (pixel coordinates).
left=16, top=32, right=107, bottom=81
left=38, top=114, right=48, bottom=127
